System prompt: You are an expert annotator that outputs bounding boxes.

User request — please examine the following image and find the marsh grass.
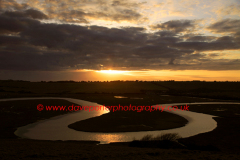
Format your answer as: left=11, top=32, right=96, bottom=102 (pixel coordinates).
left=129, top=133, right=184, bottom=149
left=140, top=133, right=181, bottom=142
left=140, top=134, right=153, bottom=141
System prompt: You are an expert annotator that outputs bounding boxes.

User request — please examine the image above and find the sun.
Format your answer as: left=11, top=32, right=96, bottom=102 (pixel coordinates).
left=96, top=69, right=130, bottom=74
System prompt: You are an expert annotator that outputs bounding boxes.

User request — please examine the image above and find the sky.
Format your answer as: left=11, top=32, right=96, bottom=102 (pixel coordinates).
left=0, top=0, right=239, bottom=81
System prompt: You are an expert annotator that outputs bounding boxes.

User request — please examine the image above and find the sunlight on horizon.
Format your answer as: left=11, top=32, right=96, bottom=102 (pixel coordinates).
left=91, top=69, right=240, bottom=81
left=95, top=70, right=131, bottom=74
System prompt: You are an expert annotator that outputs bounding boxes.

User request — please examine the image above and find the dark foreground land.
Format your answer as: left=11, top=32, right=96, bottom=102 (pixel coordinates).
left=0, top=80, right=240, bottom=159
left=1, top=139, right=240, bottom=160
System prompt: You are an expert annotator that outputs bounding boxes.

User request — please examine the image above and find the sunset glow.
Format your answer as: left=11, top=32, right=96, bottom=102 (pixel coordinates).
left=96, top=70, right=130, bottom=74
left=0, top=0, right=239, bottom=81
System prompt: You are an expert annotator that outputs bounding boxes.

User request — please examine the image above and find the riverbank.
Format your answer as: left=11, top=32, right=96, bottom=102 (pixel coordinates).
left=1, top=97, right=240, bottom=151
left=68, top=109, right=188, bottom=133
left=0, top=99, right=80, bottom=138
left=1, top=93, right=220, bottom=139
left=178, top=103, right=240, bottom=153
left=1, top=81, right=240, bottom=159
left=0, top=98, right=188, bottom=139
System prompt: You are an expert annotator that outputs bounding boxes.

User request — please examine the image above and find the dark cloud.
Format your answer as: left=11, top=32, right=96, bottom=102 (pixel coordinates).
left=0, top=35, right=24, bottom=45
left=184, top=35, right=216, bottom=42
left=2, top=9, right=48, bottom=19
left=151, top=20, right=196, bottom=33
left=171, top=40, right=240, bottom=51
left=0, top=15, right=239, bottom=71
left=58, top=9, right=143, bottom=23
left=1, top=0, right=146, bottom=24
left=156, top=31, right=177, bottom=37
left=207, top=19, right=240, bottom=33
left=111, top=0, right=142, bottom=7
left=0, top=14, right=40, bottom=34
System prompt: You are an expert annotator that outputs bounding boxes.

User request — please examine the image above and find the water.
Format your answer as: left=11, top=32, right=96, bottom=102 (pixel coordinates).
left=114, top=96, right=128, bottom=98
left=1, top=97, right=239, bottom=143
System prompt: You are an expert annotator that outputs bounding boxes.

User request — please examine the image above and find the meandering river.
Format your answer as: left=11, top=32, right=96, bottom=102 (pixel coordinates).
left=1, top=97, right=239, bottom=144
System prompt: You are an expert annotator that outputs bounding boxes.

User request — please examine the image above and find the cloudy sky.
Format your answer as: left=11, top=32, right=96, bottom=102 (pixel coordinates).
left=0, top=0, right=239, bottom=81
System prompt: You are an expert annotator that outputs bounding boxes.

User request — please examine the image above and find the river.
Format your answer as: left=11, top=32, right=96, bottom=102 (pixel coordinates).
left=1, top=97, right=239, bottom=144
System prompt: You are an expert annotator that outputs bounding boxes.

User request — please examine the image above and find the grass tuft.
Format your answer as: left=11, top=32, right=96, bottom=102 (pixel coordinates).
left=140, top=133, right=181, bottom=142
left=129, top=133, right=184, bottom=149
left=140, top=134, right=153, bottom=141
